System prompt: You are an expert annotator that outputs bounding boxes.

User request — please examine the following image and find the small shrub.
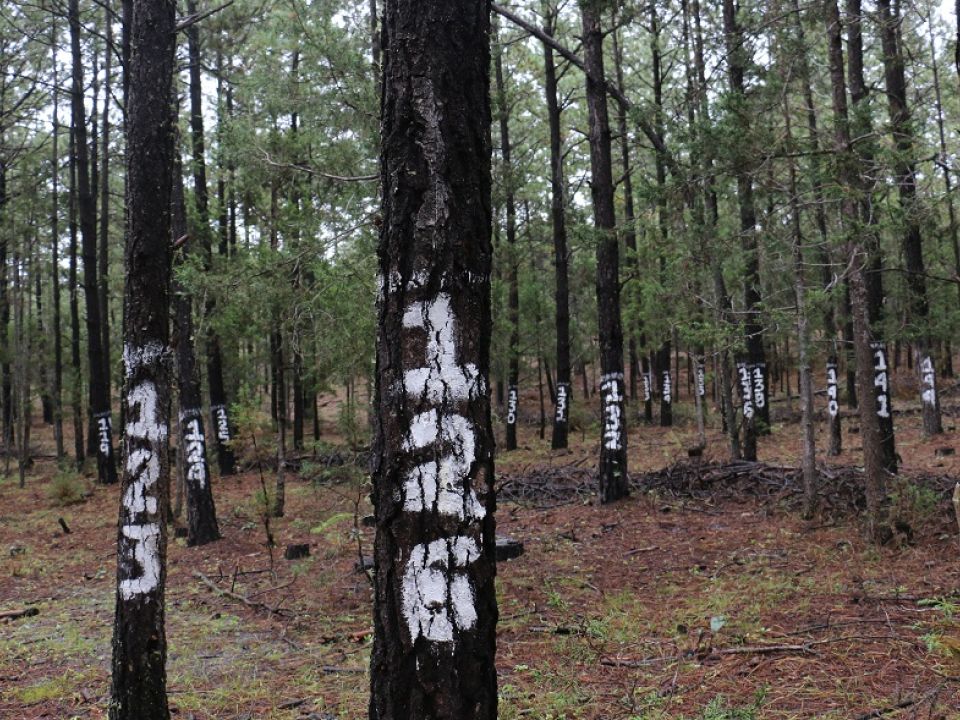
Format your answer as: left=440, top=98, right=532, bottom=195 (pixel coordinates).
left=46, top=471, right=88, bottom=506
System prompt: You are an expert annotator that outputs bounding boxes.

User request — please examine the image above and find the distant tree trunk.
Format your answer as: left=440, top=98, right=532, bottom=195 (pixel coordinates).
left=612, top=24, right=640, bottom=408
left=790, top=0, right=841, bottom=450
left=691, top=0, right=738, bottom=458
left=109, top=0, right=176, bottom=712
left=781, top=86, right=817, bottom=517
left=926, top=7, right=960, bottom=314
left=50, top=23, right=65, bottom=459
left=877, top=0, right=942, bottom=436
left=582, top=2, right=627, bottom=503
left=172, top=149, right=219, bottom=547
left=70, top=0, right=116, bottom=484
left=543, top=16, right=571, bottom=451
left=824, top=0, right=889, bottom=542
left=35, top=247, right=53, bottom=425
left=495, top=30, right=519, bottom=452
left=846, top=0, right=896, bottom=472
left=369, top=0, right=497, bottom=716
left=99, top=0, right=113, bottom=398
left=723, top=0, right=769, bottom=446
left=68, top=111, right=85, bottom=466
left=0, top=168, right=10, bottom=451
left=187, top=0, right=236, bottom=476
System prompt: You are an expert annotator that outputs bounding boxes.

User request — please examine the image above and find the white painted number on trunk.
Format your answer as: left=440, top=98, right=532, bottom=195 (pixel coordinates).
left=921, top=356, right=936, bottom=407
left=600, top=373, right=624, bottom=451
left=119, top=374, right=167, bottom=601
left=402, top=537, right=480, bottom=643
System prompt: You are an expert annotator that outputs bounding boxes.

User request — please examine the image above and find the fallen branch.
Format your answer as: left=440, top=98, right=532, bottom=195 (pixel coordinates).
left=853, top=684, right=944, bottom=720
left=0, top=607, right=39, bottom=621
left=193, top=571, right=290, bottom=617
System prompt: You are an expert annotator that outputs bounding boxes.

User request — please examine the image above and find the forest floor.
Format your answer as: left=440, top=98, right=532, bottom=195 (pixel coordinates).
left=1, top=382, right=960, bottom=719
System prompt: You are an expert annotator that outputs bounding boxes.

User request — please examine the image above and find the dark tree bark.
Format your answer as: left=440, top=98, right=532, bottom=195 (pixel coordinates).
left=370, top=1, right=497, bottom=717
left=99, top=0, right=113, bottom=398
left=824, top=0, right=889, bottom=542
left=187, top=0, right=236, bottom=476
left=494, top=29, right=519, bottom=452
left=70, top=0, right=116, bottom=484
left=109, top=0, right=176, bottom=714
left=172, top=149, right=219, bottom=547
left=581, top=2, right=627, bottom=503
left=722, top=0, right=769, bottom=447
left=50, top=21, right=65, bottom=459
left=846, top=0, right=896, bottom=471
left=876, top=0, right=942, bottom=436
left=68, top=108, right=85, bottom=466
left=542, top=14, right=571, bottom=450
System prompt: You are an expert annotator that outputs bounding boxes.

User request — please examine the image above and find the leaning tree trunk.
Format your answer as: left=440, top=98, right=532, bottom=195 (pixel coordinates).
left=877, top=0, right=942, bottom=436
left=109, top=0, right=176, bottom=715
left=172, top=149, right=219, bottom=547
left=369, top=2, right=497, bottom=718
left=582, top=2, right=628, bottom=503
left=187, top=0, right=236, bottom=476
left=542, top=16, right=571, bottom=451
left=722, top=0, right=768, bottom=448
left=69, top=0, right=116, bottom=484
left=494, top=29, right=519, bottom=452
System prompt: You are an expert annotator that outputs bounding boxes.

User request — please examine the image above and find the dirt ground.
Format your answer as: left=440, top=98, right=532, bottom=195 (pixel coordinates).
left=1, top=380, right=959, bottom=719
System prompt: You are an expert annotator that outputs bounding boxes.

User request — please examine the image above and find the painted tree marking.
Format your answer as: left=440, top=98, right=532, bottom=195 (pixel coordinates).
left=401, top=536, right=480, bottom=643
left=94, top=411, right=112, bottom=456
left=402, top=409, right=485, bottom=521
left=661, top=370, right=672, bottom=405
left=826, top=361, right=839, bottom=418
left=554, top=383, right=569, bottom=423
left=871, top=342, right=891, bottom=419
left=737, top=362, right=754, bottom=419
left=600, top=372, right=624, bottom=451
left=119, top=373, right=167, bottom=601
left=642, top=372, right=652, bottom=403
left=401, top=293, right=484, bottom=403
left=920, top=355, right=937, bottom=408
left=211, top=404, right=231, bottom=443
left=696, top=359, right=706, bottom=398
left=182, top=411, right=207, bottom=488
left=398, top=290, right=483, bottom=643
left=506, top=386, right=518, bottom=426
left=751, top=363, right=766, bottom=410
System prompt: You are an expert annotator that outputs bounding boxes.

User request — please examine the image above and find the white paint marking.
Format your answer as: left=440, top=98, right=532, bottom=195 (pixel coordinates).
left=402, top=294, right=484, bottom=403
left=118, top=523, right=161, bottom=600
left=402, top=410, right=484, bottom=520
left=600, top=372, right=624, bottom=451
left=123, top=341, right=165, bottom=378
left=401, top=536, right=480, bottom=643
left=921, top=355, right=937, bottom=407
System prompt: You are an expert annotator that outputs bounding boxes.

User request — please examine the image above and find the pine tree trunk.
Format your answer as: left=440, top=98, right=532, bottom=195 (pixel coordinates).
left=723, top=0, right=769, bottom=445
left=99, top=0, right=113, bottom=399
left=877, top=0, right=942, bottom=436
left=846, top=0, right=896, bottom=472
left=70, top=0, right=116, bottom=484
left=824, top=0, right=890, bottom=542
left=494, top=31, right=519, bottom=452
left=68, top=109, right=85, bottom=466
left=172, top=149, right=219, bottom=547
left=50, top=23, right=65, bottom=459
left=371, top=0, right=497, bottom=715
left=187, top=0, right=236, bottom=476
left=542, top=16, right=571, bottom=451
left=582, top=2, right=627, bottom=503
left=109, top=0, right=176, bottom=713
